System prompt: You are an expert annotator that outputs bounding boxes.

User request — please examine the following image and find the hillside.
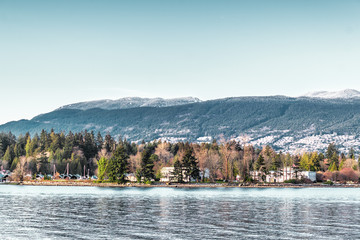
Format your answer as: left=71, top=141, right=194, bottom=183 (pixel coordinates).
left=2, top=95, right=360, bottom=153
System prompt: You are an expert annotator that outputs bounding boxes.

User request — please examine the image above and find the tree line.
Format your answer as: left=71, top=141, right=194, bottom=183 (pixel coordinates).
left=0, top=130, right=359, bottom=183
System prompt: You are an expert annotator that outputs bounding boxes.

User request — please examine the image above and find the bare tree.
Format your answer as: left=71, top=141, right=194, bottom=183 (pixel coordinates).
left=13, top=156, right=28, bottom=182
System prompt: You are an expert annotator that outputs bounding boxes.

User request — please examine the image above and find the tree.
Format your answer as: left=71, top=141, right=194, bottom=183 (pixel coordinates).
left=104, top=134, right=115, bottom=153
left=25, top=137, right=32, bottom=157
left=328, top=152, right=339, bottom=172
left=97, top=156, right=108, bottom=181
left=348, top=147, right=355, bottom=160
left=108, top=145, right=129, bottom=183
left=49, top=132, right=61, bottom=152
left=37, top=152, right=50, bottom=174
left=172, top=158, right=183, bottom=182
left=218, top=140, right=241, bottom=181
left=254, top=154, right=265, bottom=171
left=182, top=148, right=200, bottom=182
left=82, top=131, right=98, bottom=160
left=310, top=152, right=320, bottom=171
left=326, top=143, right=338, bottom=160
left=254, top=154, right=266, bottom=181
left=139, top=148, right=155, bottom=182
left=300, top=153, right=312, bottom=171
left=13, top=156, right=27, bottom=182
left=240, top=145, right=253, bottom=182
left=96, top=132, right=104, bottom=151
left=270, top=153, right=282, bottom=171
left=2, top=145, right=15, bottom=169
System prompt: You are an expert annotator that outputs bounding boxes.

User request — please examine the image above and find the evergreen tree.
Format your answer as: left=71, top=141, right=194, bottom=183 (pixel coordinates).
left=172, top=158, right=183, bottom=182
left=64, top=132, right=75, bottom=159
left=39, top=129, right=50, bottom=151
left=326, top=143, right=338, bottom=159
left=14, top=143, right=24, bottom=158
left=37, top=153, right=50, bottom=174
left=96, top=132, right=103, bottom=151
left=270, top=154, right=281, bottom=171
left=170, top=143, right=179, bottom=156
left=328, top=162, right=338, bottom=172
left=348, top=147, right=355, bottom=159
left=97, top=156, right=108, bottom=181
left=82, top=131, right=98, bottom=160
left=108, top=145, right=129, bottom=183
left=10, top=157, right=19, bottom=171
left=104, top=133, right=115, bottom=152
left=139, top=148, right=155, bottom=182
left=2, top=145, right=15, bottom=169
left=182, top=148, right=200, bottom=182
left=300, top=153, right=312, bottom=171
left=310, top=152, right=320, bottom=171
left=339, top=153, right=346, bottom=170
left=328, top=152, right=339, bottom=172
left=0, top=132, right=16, bottom=158
left=25, top=137, right=32, bottom=157
left=254, top=154, right=265, bottom=171
left=254, top=154, right=266, bottom=181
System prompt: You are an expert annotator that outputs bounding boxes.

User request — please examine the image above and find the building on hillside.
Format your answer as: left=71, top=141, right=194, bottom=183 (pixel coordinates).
left=251, top=167, right=316, bottom=183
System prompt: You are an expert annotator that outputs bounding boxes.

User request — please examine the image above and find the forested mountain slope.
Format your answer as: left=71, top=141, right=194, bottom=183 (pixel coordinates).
left=2, top=96, right=360, bottom=153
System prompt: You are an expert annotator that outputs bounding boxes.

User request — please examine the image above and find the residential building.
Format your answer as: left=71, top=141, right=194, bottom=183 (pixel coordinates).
left=251, top=167, right=316, bottom=183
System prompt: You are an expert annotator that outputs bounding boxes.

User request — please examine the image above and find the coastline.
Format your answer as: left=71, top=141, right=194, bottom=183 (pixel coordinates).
left=3, top=181, right=360, bottom=188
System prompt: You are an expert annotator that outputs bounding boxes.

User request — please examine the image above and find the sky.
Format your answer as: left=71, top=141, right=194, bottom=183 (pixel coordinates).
left=1, top=0, right=360, bottom=124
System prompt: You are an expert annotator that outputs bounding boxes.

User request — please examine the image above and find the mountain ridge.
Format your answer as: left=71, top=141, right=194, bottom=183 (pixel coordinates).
left=2, top=92, right=360, bottom=153
left=58, top=97, right=202, bottom=111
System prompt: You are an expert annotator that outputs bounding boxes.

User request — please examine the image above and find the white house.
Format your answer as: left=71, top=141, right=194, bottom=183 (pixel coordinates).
left=160, top=167, right=175, bottom=182
left=251, top=167, right=316, bottom=183
left=160, top=167, right=209, bottom=182
left=125, top=173, right=137, bottom=182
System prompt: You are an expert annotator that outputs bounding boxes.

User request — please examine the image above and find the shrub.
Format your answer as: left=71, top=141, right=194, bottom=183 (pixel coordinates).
left=339, top=168, right=359, bottom=182
left=284, top=179, right=299, bottom=184
left=324, top=180, right=334, bottom=185
left=316, top=172, right=324, bottom=182
left=44, top=175, right=52, bottom=180
left=322, top=171, right=333, bottom=181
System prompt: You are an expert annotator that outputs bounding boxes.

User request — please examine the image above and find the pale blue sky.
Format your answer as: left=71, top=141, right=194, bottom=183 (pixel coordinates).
left=1, top=0, right=360, bottom=124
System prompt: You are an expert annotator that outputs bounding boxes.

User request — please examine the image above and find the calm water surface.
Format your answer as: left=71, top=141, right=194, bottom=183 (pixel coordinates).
left=0, top=185, right=359, bottom=239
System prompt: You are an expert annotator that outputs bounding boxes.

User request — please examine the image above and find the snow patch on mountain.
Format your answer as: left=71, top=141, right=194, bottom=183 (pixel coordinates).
left=58, top=97, right=202, bottom=110
left=301, top=89, right=360, bottom=99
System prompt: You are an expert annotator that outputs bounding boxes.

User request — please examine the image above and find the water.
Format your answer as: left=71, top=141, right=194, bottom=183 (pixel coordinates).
left=0, top=185, right=359, bottom=239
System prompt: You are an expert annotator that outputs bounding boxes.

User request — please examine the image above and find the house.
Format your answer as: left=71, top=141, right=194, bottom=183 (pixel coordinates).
left=125, top=173, right=137, bottom=182
left=159, top=167, right=191, bottom=182
left=200, top=168, right=210, bottom=180
left=300, top=171, right=316, bottom=182
left=0, top=170, right=11, bottom=182
left=160, top=167, right=209, bottom=182
left=251, top=167, right=316, bottom=183
left=160, top=167, right=175, bottom=182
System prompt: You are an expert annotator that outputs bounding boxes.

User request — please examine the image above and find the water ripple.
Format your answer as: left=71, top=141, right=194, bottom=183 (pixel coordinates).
left=0, top=185, right=359, bottom=239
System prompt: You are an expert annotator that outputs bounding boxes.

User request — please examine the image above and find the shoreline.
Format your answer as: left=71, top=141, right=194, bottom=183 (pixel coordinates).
left=2, top=181, right=360, bottom=188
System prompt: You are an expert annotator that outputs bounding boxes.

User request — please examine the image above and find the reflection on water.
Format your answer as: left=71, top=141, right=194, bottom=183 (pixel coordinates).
left=0, top=186, right=359, bottom=239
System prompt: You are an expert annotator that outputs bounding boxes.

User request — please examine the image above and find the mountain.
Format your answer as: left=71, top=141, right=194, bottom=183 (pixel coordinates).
left=58, top=97, right=201, bottom=110
left=2, top=94, right=360, bottom=153
left=301, top=89, right=360, bottom=99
